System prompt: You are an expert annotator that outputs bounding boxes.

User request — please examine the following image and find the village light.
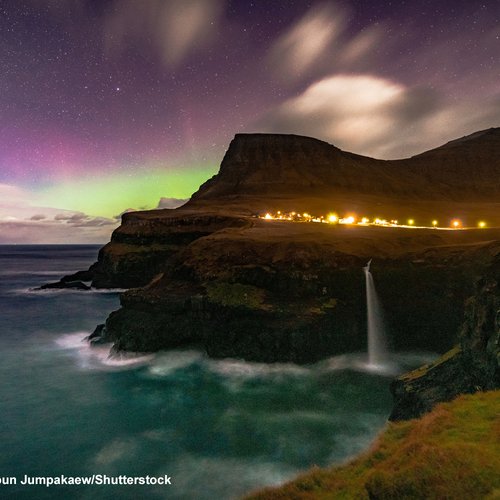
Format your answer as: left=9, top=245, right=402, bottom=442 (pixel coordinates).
left=341, top=216, right=355, bottom=224
left=259, top=211, right=485, bottom=231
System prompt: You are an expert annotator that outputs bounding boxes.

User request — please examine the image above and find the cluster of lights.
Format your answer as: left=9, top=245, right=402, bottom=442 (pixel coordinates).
left=260, top=211, right=488, bottom=229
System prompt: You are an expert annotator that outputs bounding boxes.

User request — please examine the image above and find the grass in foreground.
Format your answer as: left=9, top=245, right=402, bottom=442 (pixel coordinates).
left=246, top=391, right=500, bottom=500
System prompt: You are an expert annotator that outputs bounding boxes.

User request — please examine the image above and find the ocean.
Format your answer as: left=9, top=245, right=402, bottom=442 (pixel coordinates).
left=0, top=245, right=433, bottom=499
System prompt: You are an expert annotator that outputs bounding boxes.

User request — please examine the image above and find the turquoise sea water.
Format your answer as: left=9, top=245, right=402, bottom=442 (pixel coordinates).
left=0, top=246, right=434, bottom=499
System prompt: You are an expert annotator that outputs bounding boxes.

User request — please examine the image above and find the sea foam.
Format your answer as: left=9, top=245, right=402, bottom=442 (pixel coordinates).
left=54, top=332, right=154, bottom=371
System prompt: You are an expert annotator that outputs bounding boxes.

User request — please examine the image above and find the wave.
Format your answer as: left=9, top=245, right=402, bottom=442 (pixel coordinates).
left=12, top=287, right=127, bottom=297
left=54, top=333, right=154, bottom=371
left=205, top=357, right=310, bottom=379
left=319, top=351, right=438, bottom=377
left=145, top=349, right=437, bottom=381
left=53, top=331, right=438, bottom=378
left=147, top=350, right=205, bottom=376
left=144, top=350, right=312, bottom=382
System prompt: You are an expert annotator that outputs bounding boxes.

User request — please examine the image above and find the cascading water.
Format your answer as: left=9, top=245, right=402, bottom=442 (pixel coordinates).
left=363, top=260, right=388, bottom=367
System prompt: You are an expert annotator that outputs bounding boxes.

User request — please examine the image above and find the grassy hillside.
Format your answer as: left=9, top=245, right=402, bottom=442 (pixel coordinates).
left=247, top=391, right=500, bottom=500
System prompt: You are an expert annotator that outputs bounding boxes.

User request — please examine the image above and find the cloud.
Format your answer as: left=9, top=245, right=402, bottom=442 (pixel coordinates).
left=0, top=183, right=119, bottom=243
left=157, top=197, right=188, bottom=209
left=267, top=3, right=347, bottom=81
left=54, top=212, right=87, bottom=222
left=265, top=3, right=387, bottom=85
left=54, top=211, right=117, bottom=227
left=105, top=0, right=225, bottom=67
left=30, top=214, right=47, bottom=221
left=256, top=74, right=500, bottom=159
left=338, top=25, right=385, bottom=67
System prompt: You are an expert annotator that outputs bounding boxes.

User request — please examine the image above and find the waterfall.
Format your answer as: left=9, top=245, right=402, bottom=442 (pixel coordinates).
left=363, top=260, right=388, bottom=367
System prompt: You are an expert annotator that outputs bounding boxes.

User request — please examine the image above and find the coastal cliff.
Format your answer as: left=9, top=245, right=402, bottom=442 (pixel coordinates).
left=96, top=230, right=498, bottom=365
left=47, top=129, right=500, bottom=417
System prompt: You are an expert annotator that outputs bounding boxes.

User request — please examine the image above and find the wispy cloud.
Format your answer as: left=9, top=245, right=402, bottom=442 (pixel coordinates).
left=267, top=3, right=347, bottom=82
left=105, top=0, right=225, bottom=67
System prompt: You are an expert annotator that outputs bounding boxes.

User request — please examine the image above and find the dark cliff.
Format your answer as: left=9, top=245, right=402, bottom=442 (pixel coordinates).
left=189, top=133, right=413, bottom=200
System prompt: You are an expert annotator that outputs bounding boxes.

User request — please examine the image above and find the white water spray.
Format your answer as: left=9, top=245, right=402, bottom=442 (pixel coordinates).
left=363, top=260, right=388, bottom=367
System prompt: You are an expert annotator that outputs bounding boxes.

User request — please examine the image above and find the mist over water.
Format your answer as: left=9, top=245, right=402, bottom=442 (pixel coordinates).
left=0, top=246, right=435, bottom=499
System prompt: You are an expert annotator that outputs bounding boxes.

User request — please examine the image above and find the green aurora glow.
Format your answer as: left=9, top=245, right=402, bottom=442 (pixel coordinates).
left=36, top=165, right=217, bottom=218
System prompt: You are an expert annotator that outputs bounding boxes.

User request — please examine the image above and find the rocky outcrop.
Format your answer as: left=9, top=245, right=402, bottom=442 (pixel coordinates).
left=37, top=280, right=91, bottom=291
left=95, top=228, right=498, bottom=363
left=390, top=249, right=500, bottom=420
left=99, top=241, right=368, bottom=363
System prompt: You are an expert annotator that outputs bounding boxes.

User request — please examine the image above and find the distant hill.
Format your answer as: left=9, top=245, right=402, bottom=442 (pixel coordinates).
left=398, top=127, right=500, bottom=200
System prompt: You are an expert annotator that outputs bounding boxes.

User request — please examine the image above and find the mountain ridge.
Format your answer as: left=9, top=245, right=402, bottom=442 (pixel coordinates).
left=189, top=127, right=500, bottom=205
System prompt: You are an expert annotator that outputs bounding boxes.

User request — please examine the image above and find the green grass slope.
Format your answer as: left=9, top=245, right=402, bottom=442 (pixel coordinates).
left=247, top=391, right=500, bottom=500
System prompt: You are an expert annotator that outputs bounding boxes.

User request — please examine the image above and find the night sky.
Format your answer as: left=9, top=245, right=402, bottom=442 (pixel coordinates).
left=1, top=0, right=499, bottom=242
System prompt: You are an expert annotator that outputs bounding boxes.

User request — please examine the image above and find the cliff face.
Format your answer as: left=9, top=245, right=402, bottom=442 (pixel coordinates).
left=390, top=247, right=500, bottom=420
left=189, top=134, right=414, bottom=200
left=94, top=226, right=499, bottom=363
